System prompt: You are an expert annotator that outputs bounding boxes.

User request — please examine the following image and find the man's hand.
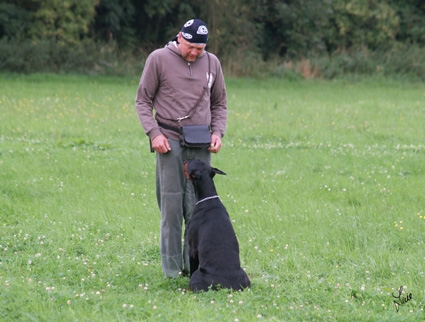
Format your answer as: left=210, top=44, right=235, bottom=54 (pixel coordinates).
left=151, top=134, right=171, bottom=154
left=208, top=134, right=222, bottom=153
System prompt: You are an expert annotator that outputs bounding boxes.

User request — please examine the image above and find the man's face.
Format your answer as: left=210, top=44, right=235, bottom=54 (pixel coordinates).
left=178, top=33, right=206, bottom=63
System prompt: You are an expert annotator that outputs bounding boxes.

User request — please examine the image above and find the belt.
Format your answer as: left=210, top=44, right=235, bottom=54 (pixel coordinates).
left=158, top=122, right=180, bottom=133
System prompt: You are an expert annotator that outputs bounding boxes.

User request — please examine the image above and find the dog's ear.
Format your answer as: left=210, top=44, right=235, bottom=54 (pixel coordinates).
left=211, top=167, right=226, bottom=177
left=190, top=169, right=202, bottom=180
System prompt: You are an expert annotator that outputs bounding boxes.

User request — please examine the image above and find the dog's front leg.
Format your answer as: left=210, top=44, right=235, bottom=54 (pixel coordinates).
left=189, top=249, right=199, bottom=276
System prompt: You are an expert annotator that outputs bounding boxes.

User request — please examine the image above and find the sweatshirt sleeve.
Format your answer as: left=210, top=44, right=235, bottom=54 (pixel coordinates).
left=209, top=56, right=228, bottom=138
left=135, top=53, right=162, bottom=140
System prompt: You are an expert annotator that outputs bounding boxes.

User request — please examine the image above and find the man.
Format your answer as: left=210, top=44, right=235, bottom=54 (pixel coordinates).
left=135, top=19, right=227, bottom=278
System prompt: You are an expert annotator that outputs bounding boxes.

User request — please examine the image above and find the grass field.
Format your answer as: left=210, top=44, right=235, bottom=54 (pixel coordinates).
left=1, top=74, right=424, bottom=321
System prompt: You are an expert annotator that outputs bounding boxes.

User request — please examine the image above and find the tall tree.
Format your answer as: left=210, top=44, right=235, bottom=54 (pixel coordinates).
left=131, top=0, right=179, bottom=49
left=253, top=0, right=333, bottom=58
left=29, top=0, right=99, bottom=44
left=92, top=0, right=135, bottom=47
left=329, top=0, right=400, bottom=51
left=0, top=3, right=31, bottom=39
left=388, top=0, right=425, bottom=44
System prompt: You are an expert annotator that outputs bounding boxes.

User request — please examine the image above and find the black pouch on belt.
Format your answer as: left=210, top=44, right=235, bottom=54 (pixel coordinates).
left=179, top=125, right=211, bottom=148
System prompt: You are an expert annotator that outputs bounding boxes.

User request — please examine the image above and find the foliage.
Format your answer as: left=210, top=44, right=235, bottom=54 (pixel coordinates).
left=2, top=36, right=425, bottom=80
left=0, top=3, right=31, bottom=40
left=0, top=38, right=142, bottom=75
left=131, top=0, right=179, bottom=49
left=0, top=0, right=99, bottom=44
left=29, top=0, right=99, bottom=44
left=300, top=45, right=425, bottom=80
left=389, top=0, right=425, bottom=44
left=92, top=0, right=135, bottom=48
left=329, top=0, right=400, bottom=51
left=1, top=74, right=425, bottom=320
left=255, top=0, right=334, bottom=58
left=1, top=0, right=425, bottom=77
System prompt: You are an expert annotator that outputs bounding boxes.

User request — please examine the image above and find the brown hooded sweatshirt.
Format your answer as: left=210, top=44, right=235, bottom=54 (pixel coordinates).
left=135, top=42, right=227, bottom=142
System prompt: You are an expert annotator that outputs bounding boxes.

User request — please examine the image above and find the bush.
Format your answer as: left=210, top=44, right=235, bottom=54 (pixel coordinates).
left=270, top=45, right=425, bottom=81
left=1, top=37, right=425, bottom=80
left=0, top=38, right=144, bottom=76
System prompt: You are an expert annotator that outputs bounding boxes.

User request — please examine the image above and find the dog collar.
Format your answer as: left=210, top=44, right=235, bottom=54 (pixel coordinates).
left=196, top=195, right=219, bottom=205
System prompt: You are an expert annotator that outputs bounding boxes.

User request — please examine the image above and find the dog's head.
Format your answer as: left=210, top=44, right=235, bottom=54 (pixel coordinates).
left=184, top=159, right=226, bottom=181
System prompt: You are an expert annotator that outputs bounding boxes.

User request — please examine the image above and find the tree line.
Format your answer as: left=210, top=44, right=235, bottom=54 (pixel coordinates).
left=1, top=0, right=424, bottom=77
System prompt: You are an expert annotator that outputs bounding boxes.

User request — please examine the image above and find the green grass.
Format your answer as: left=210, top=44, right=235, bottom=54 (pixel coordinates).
left=1, top=73, right=424, bottom=321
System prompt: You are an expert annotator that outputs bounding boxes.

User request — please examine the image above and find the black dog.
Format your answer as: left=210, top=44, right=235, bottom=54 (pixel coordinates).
left=184, top=159, right=251, bottom=292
